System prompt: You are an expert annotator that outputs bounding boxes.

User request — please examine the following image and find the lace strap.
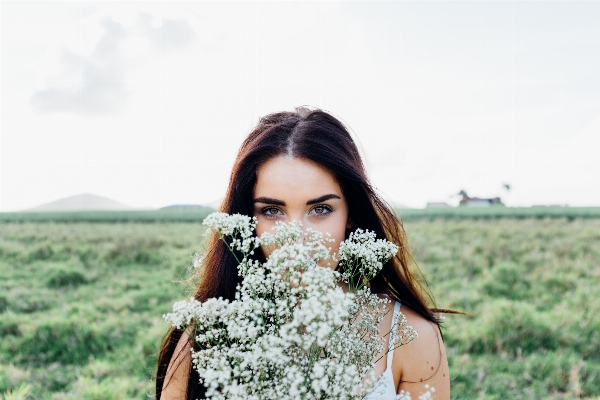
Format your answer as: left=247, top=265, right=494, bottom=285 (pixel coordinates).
left=387, top=301, right=401, bottom=369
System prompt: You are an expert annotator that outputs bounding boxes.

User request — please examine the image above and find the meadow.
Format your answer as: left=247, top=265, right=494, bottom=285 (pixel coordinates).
left=2, top=206, right=600, bottom=223
left=0, top=213, right=599, bottom=399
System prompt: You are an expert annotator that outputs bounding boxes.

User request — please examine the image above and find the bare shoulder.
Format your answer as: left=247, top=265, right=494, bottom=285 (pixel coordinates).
left=392, top=306, right=450, bottom=399
left=161, top=327, right=193, bottom=400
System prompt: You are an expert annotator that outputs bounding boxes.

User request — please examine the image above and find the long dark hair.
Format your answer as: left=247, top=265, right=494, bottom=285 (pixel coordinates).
left=156, top=107, right=442, bottom=399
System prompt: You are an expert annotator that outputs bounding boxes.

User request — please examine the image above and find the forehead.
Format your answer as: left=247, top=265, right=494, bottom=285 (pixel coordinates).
left=254, top=156, right=342, bottom=197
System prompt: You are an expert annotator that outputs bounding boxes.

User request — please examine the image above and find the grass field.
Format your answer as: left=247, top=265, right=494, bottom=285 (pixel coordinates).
left=0, top=222, right=206, bottom=399
left=406, top=218, right=600, bottom=399
left=0, top=216, right=599, bottom=399
left=398, top=206, right=600, bottom=221
left=2, top=206, right=600, bottom=223
left=0, top=209, right=215, bottom=223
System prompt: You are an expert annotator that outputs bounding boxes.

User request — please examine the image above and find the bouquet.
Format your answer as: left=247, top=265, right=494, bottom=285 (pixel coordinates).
left=164, top=213, right=433, bottom=400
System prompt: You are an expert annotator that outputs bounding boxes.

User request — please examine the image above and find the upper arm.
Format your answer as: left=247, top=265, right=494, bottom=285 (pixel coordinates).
left=161, top=327, right=193, bottom=400
left=392, top=307, right=450, bottom=400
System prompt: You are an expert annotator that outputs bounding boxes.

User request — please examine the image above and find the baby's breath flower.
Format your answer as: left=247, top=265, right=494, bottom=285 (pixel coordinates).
left=337, top=229, right=399, bottom=291
left=163, top=212, right=427, bottom=399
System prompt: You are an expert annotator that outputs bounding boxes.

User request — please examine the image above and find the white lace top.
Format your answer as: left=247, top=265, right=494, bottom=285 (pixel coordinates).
left=364, top=301, right=401, bottom=400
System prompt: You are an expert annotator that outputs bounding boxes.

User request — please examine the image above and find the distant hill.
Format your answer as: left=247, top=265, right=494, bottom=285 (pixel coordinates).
left=25, top=194, right=134, bottom=212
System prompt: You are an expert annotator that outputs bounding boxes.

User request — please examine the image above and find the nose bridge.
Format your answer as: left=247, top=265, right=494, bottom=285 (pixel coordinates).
left=288, top=211, right=305, bottom=225
left=287, top=210, right=309, bottom=230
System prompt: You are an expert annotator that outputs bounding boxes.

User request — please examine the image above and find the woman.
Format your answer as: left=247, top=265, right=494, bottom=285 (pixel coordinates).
left=156, top=107, right=450, bottom=399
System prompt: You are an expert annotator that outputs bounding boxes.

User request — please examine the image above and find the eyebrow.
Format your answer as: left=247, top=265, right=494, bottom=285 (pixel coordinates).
left=253, top=194, right=341, bottom=206
left=253, top=197, right=285, bottom=206
left=306, top=194, right=341, bottom=205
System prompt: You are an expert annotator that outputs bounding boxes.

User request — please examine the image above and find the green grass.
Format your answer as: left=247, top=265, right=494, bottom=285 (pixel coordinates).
left=1, top=218, right=599, bottom=399
left=405, top=218, right=600, bottom=399
left=0, top=208, right=214, bottom=223
left=2, top=206, right=600, bottom=224
left=397, top=206, right=600, bottom=221
left=0, top=222, right=207, bottom=399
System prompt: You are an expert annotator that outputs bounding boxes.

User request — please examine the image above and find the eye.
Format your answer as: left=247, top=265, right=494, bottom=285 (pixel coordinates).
left=261, top=207, right=283, bottom=218
left=310, top=205, right=333, bottom=216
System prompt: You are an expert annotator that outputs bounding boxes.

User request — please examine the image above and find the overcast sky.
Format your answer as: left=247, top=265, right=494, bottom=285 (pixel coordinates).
left=1, top=1, right=599, bottom=211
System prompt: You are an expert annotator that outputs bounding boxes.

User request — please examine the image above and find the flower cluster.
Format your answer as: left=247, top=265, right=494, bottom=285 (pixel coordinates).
left=164, top=212, right=424, bottom=400
left=337, top=229, right=399, bottom=291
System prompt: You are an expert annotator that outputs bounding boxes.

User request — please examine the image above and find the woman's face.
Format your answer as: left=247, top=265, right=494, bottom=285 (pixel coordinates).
left=253, top=155, right=352, bottom=268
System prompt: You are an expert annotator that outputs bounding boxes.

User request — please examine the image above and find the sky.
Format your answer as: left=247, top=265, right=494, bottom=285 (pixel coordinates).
left=1, top=1, right=599, bottom=211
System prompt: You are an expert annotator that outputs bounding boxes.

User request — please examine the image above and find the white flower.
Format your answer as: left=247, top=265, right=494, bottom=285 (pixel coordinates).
left=163, top=212, right=425, bottom=399
left=337, top=228, right=399, bottom=290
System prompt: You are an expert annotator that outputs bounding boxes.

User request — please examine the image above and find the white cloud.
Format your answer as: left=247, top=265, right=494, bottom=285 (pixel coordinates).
left=29, top=11, right=194, bottom=116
